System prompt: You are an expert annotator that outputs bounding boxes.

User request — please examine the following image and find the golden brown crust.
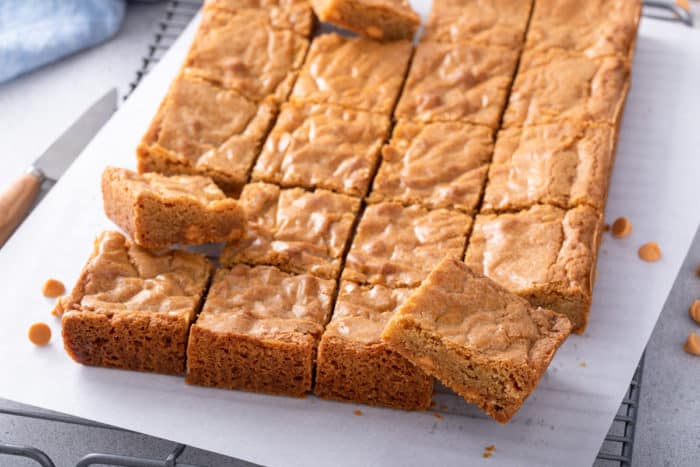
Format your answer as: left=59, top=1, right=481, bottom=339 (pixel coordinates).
left=311, top=0, right=419, bottom=41
left=369, top=120, right=494, bottom=214
left=102, top=167, right=246, bottom=248
left=221, top=183, right=361, bottom=279
left=290, top=33, right=413, bottom=114
left=482, top=123, right=616, bottom=212
left=205, top=0, right=315, bottom=37
left=395, top=41, right=519, bottom=128
left=464, top=205, right=602, bottom=333
left=342, top=202, right=472, bottom=288
left=252, top=103, right=391, bottom=197
left=381, top=258, right=571, bottom=423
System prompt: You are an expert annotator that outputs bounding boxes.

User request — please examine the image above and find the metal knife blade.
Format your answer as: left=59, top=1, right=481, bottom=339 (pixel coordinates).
left=32, top=88, right=118, bottom=181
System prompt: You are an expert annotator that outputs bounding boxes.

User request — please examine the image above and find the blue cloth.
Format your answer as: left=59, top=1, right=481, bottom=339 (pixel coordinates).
left=0, top=0, right=126, bottom=83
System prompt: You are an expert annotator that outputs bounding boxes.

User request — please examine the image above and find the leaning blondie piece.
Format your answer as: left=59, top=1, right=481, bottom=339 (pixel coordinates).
left=186, top=265, right=335, bottom=396
left=56, top=231, right=212, bottom=375
left=482, top=122, right=616, bottom=212
left=205, top=0, right=315, bottom=37
left=314, top=281, right=433, bottom=410
left=311, top=0, right=420, bottom=41
left=102, top=167, right=246, bottom=248
left=464, top=204, right=603, bottom=333
left=137, top=76, right=277, bottom=195
left=382, top=258, right=572, bottom=423
left=342, top=202, right=472, bottom=288
left=502, top=50, right=630, bottom=128
left=221, top=182, right=361, bottom=279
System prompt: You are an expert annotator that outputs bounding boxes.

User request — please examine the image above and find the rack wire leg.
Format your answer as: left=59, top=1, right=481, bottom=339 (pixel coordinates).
left=0, top=442, right=56, bottom=467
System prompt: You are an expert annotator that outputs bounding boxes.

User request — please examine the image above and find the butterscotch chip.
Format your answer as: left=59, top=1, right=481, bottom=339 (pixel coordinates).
left=688, top=300, right=700, bottom=324
left=465, top=204, right=602, bottom=333
left=485, top=445, right=496, bottom=452
left=221, top=183, right=361, bottom=279
left=291, top=33, right=412, bottom=114
left=611, top=216, right=633, bottom=238
left=422, top=0, right=533, bottom=48
left=137, top=76, right=277, bottom=195
left=638, top=242, right=662, bottom=262
left=395, top=41, right=519, bottom=128
left=205, top=0, right=315, bottom=36
left=42, top=279, right=65, bottom=298
left=102, top=167, right=246, bottom=248
left=503, top=50, right=630, bottom=128
left=28, top=322, right=51, bottom=346
left=311, top=0, right=419, bottom=41
left=369, top=120, right=493, bottom=214
left=525, top=0, right=642, bottom=60
left=381, top=258, right=572, bottom=423
left=252, top=103, right=391, bottom=197
left=684, top=333, right=700, bottom=356
left=354, top=409, right=363, bottom=416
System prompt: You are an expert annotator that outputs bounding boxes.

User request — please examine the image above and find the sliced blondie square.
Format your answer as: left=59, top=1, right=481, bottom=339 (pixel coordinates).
left=56, top=231, right=212, bottom=375
left=186, top=265, right=335, bottom=396
left=315, top=281, right=433, bottom=410
left=311, top=0, right=420, bottom=41
left=382, top=258, right=572, bottom=423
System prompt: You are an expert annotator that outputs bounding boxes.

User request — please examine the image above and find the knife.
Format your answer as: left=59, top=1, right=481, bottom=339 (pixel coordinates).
left=0, top=88, right=118, bottom=247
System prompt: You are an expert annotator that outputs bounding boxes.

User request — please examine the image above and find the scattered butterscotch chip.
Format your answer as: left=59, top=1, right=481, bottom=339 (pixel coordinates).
left=485, top=445, right=496, bottom=452
left=639, top=242, right=662, bottom=262
left=684, top=333, right=700, bottom=356
left=433, top=413, right=444, bottom=420
left=482, top=452, right=492, bottom=459
left=689, top=300, right=700, bottom=325
left=28, top=322, right=51, bottom=346
left=611, top=217, right=632, bottom=238
left=353, top=409, right=363, bottom=416
left=42, top=278, right=65, bottom=298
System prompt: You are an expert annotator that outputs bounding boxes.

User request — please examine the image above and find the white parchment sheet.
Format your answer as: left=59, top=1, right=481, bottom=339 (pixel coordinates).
left=1, top=4, right=700, bottom=465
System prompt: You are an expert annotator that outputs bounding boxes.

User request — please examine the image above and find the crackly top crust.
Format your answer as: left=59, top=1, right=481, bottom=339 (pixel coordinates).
left=395, top=41, right=519, bottom=128
left=54, top=231, right=211, bottom=319
left=205, top=0, right=315, bottom=36
left=391, top=258, right=572, bottom=366
left=311, top=0, right=419, bottom=41
left=221, top=182, right=360, bottom=279
left=194, top=265, right=335, bottom=340
left=482, top=123, right=615, bottom=212
left=525, top=0, right=642, bottom=60
left=342, top=202, right=472, bottom=288
left=290, top=33, right=413, bottom=114
left=502, top=50, right=630, bottom=128
left=183, top=8, right=309, bottom=102
left=369, top=120, right=493, bottom=213
left=324, top=281, right=413, bottom=345
left=422, top=0, right=533, bottom=48
left=252, top=102, right=391, bottom=197
left=464, top=204, right=601, bottom=302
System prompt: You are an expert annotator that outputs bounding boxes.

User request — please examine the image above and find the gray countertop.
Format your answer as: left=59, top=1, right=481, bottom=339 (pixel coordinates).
left=1, top=2, right=699, bottom=466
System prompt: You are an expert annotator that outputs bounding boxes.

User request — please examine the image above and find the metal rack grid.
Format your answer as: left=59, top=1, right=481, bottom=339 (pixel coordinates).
left=0, top=0, right=683, bottom=464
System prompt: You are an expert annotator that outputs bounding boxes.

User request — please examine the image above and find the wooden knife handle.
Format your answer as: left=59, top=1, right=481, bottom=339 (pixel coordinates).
left=0, top=172, right=42, bottom=247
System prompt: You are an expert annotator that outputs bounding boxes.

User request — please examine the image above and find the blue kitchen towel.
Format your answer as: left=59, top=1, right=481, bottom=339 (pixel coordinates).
left=0, top=0, right=126, bottom=83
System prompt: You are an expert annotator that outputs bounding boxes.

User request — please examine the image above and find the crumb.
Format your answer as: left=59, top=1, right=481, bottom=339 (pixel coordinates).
left=611, top=217, right=632, bottom=238
left=684, top=333, right=700, bottom=356
left=579, top=361, right=587, bottom=368
left=482, top=452, right=492, bottom=458
left=433, top=413, right=444, bottom=420
left=42, top=278, right=65, bottom=298
left=353, top=409, right=363, bottom=416
left=485, top=445, right=496, bottom=451
left=689, top=300, right=700, bottom=325
left=602, top=223, right=610, bottom=232
left=28, top=322, right=51, bottom=346
left=638, top=242, right=662, bottom=262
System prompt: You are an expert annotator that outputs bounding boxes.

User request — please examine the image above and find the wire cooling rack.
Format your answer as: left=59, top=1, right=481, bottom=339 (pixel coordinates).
left=0, top=0, right=684, bottom=464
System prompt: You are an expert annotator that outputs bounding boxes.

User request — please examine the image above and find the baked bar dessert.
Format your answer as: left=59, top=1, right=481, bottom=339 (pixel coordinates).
left=221, top=182, right=361, bottom=279
left=381, top=258, right=572, bottom=423
left=395, top=41, right=519, bottom=128
left=57, top=231, right=212, bottom=375
left=502, top=50, right=630, bottom=128
left=525, top=0, right=642, bottom=60
left=481, top=122, right=616, bottom=213
left=310, top=0, right=420, bottom=41
left=183, top=7, right=309, bottom=102
left=186, top=265, right=335, bottom=396
left=137, top=76, right=277, bottom=195
left=314, top=281, right=433, bottom=410
left=102, top=167, right=246, bottom=248
left=252, top=103, right=391, bottom=197
left=342, top=202, right=472, bottom=288
left=464, top=204, right=602, bottom=333
left=422, top=0, right=534, bottom=48
left=205, top=0, right=315, bottom=37
left=369, top=120, right=494, bottom=214
left=290, top=33, right=413, bottom=115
